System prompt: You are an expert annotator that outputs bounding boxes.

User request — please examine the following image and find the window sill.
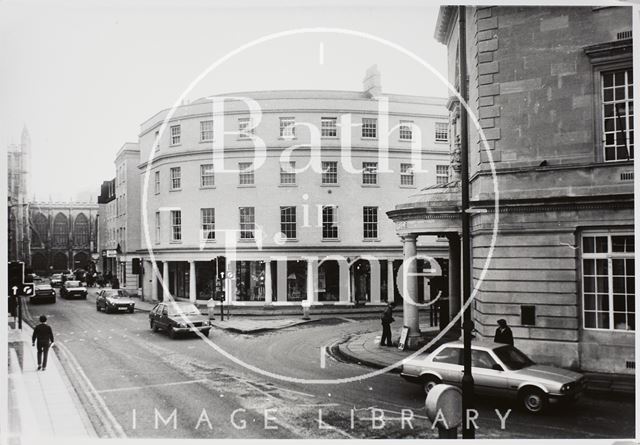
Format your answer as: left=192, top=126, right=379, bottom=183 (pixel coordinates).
left=321, top=136, right=338, bottom=140
left=399, top=139, right=413, bottom=143
left=321, top=238, right=341, bottom=242
left=170, top=240, right=182, bottom=244
left=278, top=183, right=298, bottom=188
left=200, top=239, right=217, bottom=243
left=237, top=137, right=253, bottom=141
left=281, top=238, right=299, bottom=243
left=400, top=185, right=417, bottom=189
left=278, top=137, right=297, bottom=141
left=435, top=140, right=449, bottom=144
left=238, top=238, right=256, bottom=243
left=169, top=144, right=181, bottom=147
left=363, top=238, right=381, bottom=242
left=361, top=184, right=380, bottom=188
left=361, top=137, right=378, bottom=141
left=237, top=184, right=256, bottom=188
left=199, top=186, right=216, bottom=190
left=199, top=140, right=214, bottom=144
left=320, top=183, right=339, bottom=187
left=169, top=188, right=182, bottom=192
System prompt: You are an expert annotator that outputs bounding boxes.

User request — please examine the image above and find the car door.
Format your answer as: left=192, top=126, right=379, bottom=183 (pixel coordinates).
left=471, top=349, right=510, bottom=397
left=430, top=346, right=463, bottom=386
left=158, top=305, right=170, bottom=329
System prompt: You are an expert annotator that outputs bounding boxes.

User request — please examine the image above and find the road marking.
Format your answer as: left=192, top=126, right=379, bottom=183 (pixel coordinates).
left=320, top=346, right=327, bottom=369
left=318, top=41, right=324, bottom=65
left=297, top=403, right=340, bottom=407
left=95, top=378, right=209, bottom=394
left=56, top=342, right=126, bottom=438
left=337, top=317, right=357, bottom=323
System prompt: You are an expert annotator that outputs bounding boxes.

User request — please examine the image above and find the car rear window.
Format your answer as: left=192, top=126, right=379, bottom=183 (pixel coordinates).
left=66, top=281, right=81, bottom=287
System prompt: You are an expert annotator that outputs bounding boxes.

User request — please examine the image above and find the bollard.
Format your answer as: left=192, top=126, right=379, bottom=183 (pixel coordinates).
left=206, top=298, right=215, bottom=321
left=425, top=384, right=462, bottom=439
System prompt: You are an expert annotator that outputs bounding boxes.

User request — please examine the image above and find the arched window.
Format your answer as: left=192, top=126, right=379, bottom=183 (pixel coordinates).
left=32, top=213, right=49, bottom=245
left=53, top=213, right=68, bottom=247
left=73, top=213, right=90, bottom=246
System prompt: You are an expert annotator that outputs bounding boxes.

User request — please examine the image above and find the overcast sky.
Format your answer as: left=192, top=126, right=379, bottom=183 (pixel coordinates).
left=0, top=0, right=448, bottom=202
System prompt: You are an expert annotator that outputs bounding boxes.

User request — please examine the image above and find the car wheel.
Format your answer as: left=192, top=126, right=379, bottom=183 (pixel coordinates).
left=202, top=329, right=210, bottom=338
left=150, top=320, right=158, bottom=332
left=422, top=376, right=441, bottom=395
left=168, top=327, right=176, bottom=339
left=127, top=307, right=134, bottom=314
left=520, top=387, right=547, bottom=414
left=96, top=304, right=100, bottom=311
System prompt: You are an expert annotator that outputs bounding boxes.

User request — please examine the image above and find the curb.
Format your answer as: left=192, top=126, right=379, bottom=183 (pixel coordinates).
left=210, top=318, right=320, bottom=334
left=334, top=334, right=636, bottom=397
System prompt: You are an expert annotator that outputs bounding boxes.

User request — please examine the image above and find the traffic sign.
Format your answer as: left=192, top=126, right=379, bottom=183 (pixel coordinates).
left=9, top=283, right=34, bottom=297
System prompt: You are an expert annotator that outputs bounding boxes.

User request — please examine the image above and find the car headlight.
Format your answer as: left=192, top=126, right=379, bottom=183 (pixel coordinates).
left=561, top=383, right=573, bottom=393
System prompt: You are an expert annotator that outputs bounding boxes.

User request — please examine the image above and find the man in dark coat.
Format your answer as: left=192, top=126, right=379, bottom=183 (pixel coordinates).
left=32, top=315, right=55, bottom=371
left=380, top=302, right=395, bottom=347
left=494, top=319, right=514, bottom=346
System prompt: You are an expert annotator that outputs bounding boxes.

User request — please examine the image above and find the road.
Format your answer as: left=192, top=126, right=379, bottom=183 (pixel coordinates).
left=23, top=287, right=635, bottom=439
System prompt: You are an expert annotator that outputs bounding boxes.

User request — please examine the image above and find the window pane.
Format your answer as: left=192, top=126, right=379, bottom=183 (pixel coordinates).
left=596, top=259, right=607, bottom=275
left=584, top=311, right=596, bottom=328
left=612, top=259, right=625, bottom=276
left=596, top=277, right=609, bottom=293
left=613, top=277, right=625, bottom=293
left=595, top=237, right=608, bottom=253
left=627, top=277, right=635, bottom=294
left=582, top=237, right=595, bottom=253
left=613, top=294, right=626, bottom=311
left=583, top=277, right=595, bottom=293
left=584, top=293, right=595, bottom=310
left=612, top=235, right=634, bottom=252
left=597, top=312, right=610, bottom=329
left=596, top=294, right=609, bottom=310
left=583, top=259, right=595, bottom=275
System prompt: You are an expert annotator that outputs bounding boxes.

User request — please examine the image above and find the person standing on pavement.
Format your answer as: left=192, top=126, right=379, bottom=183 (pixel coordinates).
left=380, top=302, right=395, bottom=347
left=32, top=315, right=54, bottom=371
left=494, top=318, right=514, bottom=346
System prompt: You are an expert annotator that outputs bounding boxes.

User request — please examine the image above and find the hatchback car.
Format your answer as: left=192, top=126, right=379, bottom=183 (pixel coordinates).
left=400, top=340, right=584, bottom=414
left=60, top=280, right=88, bottom=299
left=31, top=284, right=56, bottom=304
left=149, top=302, right=211, bottom=338
left=96, top=289, right=135, bottom=313
left=50, top=273, right=63, bottom=287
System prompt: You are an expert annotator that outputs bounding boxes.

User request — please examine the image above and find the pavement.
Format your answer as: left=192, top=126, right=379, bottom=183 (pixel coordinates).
left=7, top=320, right=96, bottom=442
left=334, top=330, right=636, bottom=396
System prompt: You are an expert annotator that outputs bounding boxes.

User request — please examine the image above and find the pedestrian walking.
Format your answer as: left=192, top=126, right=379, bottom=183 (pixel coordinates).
left=380, top=302, right=395, bottom=347
left=494, top=318, right=514, bottom=346
left=32, top=315, right=55, bottom=371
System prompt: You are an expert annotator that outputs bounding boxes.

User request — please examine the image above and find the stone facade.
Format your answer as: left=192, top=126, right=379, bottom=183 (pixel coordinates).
left=389, top=6, right=634, bottom=373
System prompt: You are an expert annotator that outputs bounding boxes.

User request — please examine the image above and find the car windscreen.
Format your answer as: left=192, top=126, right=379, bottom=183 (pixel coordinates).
left=106, top=291, right=124, bottom=299
left=36, top=285, right=52, bottom=290
left=493, top=345, right=535, bottom=370
left=167, top=304, right=201, bottom=316
left=66, top=281, right=81, bottom=287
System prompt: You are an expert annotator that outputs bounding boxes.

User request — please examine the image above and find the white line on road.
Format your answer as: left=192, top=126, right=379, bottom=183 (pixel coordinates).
left=95, top=378, right=210, bottom=394
left=56, top=342, right=126, bottom=438
left=337, top=317, right=357, bottom=323
left=320, top=346, right=327, bottom=369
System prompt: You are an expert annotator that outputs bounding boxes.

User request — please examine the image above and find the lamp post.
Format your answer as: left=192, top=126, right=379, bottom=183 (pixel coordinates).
left=458, top=5, right=475, bottom=439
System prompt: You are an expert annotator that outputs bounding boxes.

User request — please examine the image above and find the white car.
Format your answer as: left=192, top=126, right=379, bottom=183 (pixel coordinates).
left=400, top=340, right=584, bottom=414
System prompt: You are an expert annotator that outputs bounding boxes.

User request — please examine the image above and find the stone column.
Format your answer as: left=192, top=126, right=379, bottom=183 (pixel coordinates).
left=151, top=261, right=158, bottom=302
left=162, top=260, right=170, bottom=299
left=264, top=260, right=272, bottom=304
left=349, top=269, right=355, bottom=302
left=306, top=258, right=317, bottom=303
left=448, top=233, right=462, bottom=328
left=402, top=234, right=420, bottom=345
left=277, top=257, right=287, bottom=303
left=338, top=259, right=350, bottom=303
left=387, top=259, right=395, bottom=303
left=370, top=259, right=381, bottom=304
left=189, top=260, right=196, bottom=303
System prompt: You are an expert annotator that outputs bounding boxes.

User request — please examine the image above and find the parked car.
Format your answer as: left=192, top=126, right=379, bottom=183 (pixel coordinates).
left=62, top=270, right=75, bottom=281
left=31, top=284, right=56, bottom=304
left=60, top=280, right=88, bottom=299
left=50, top=273, right=63, bottom=287
left=400, top=340, right=584, bottom=414
left=96, top=289, right=135, bottom=313
left=149, top=302, right=211, bottom=338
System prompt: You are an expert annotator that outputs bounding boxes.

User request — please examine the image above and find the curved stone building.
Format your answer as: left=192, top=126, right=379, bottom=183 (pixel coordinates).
left=136, top=88, right=451, bottom=307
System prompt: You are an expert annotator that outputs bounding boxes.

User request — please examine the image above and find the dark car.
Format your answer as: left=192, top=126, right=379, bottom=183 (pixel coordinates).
left=31, top=284, right=56, bottom=304
left=149, top=302, right=211, bottom=338
left=96, top=289, right=135, bottom=313
left=50, top=273, right=63, bottom=287
left=60, top=280, right=88, bottom=299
